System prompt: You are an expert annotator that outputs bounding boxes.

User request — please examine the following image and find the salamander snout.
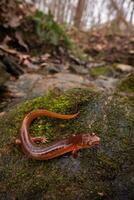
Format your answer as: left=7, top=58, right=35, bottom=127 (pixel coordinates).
left=82, top=133, right=100, bottom=147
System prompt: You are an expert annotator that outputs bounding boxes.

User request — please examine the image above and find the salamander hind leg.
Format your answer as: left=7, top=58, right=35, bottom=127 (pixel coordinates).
left=15, top=136, right=48, bottom=145
left=31, top=136, right=48, bottom=143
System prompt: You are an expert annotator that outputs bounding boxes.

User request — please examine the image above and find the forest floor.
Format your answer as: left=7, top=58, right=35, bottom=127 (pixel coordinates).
left=0, top=0, right=134, bottom=112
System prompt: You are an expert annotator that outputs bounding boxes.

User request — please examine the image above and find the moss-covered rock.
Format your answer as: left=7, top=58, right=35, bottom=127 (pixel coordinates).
left=0, top=88, right=134, bottom=200
left=117, top=72, right=134, bottom=93
left=89, top=66, right=114, bottom=78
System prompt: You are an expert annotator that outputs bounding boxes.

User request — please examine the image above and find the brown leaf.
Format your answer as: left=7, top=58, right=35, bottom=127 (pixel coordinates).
left=23, top=59, right=39, bottom=71
left=0, top=44, right=18, bottom=55
left=18, top=54, right=30, bottom=64
left=0, top=44, right=29, bottom=65
left=40, top=54, right=50, bottom=62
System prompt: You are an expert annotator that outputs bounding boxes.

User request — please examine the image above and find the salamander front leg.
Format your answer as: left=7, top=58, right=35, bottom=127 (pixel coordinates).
left=31, top=136, right=48, bottom=143
left=72, top=149, right=78, bottom=158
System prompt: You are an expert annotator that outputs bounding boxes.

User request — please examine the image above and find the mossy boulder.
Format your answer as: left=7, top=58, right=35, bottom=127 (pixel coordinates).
left=89, top=66, right=114, bottom=77
left=0, top=88, right=133, bottom=200
left=117, top=72, right=134, bottom=93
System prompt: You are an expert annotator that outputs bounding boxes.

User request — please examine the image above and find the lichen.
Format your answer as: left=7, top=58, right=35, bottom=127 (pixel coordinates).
left=0, top=88, right=133, bottom=199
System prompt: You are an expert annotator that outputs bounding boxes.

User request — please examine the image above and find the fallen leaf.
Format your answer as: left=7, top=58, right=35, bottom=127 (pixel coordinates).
left=0, top=44, right=18, bottom=55
left=18, top=54, right=30, bottom=64
left=8, top=16, right=22, bottom=28
left=15, top=31, right=29, bottom=52
left=40, top=54, right=50, bottom=62
left=23, top=59, right=39, bottom=70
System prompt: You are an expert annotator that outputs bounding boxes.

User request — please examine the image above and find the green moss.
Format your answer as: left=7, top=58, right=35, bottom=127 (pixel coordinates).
left=70, top=43, right=89, bottom=62
left=89, top=66, right=113, bottom=77
left=117, top=73, right=134, bottom=93
left=22, top=10, right=72, bottom=51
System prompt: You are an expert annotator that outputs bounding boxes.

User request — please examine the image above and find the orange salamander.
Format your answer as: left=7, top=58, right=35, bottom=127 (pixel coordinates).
left=16, top=109, right=100, bottom=160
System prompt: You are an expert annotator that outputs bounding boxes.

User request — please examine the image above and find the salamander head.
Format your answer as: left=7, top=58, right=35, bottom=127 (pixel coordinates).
left=80, top=132, right=100, bottom=148
left=69, top=133, right=100, bottom=149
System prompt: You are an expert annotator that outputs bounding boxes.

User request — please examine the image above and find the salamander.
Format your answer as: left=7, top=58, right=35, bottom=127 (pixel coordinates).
left=16, top=109, right=100, bottom=160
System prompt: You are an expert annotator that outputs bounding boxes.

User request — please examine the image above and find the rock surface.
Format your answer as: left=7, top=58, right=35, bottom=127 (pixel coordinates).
left=117, top=72, right=134, bottom=93
left=0, top=61, right=10, bottom=86
left=0, top=88, right=133, bottom=200
left=6, top=73, right=95, bottom=99
left=116, top=64, right=133, bottom=73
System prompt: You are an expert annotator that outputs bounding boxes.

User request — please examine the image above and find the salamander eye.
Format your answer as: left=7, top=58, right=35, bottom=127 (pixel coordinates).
left=91, top=132, right=95, bottom=136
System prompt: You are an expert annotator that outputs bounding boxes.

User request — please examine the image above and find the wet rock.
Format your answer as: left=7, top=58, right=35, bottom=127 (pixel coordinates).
left=95, top=76, right=118, bottom=91
left=89, top=65, right=115, bottom=78
left=6, top=73, right=95, bottom=99
left=0, top=88, right=133, bottom=199
left=37, top=73, right=95, bottom=93
left=45, top=65, right=61, bottom=74
left=116, top=64, right=133, bottom=73
left=86, top=62, right=106, bottom=69
left=6, top=73, right=43, bottom=98
left=2, top=55, right=24, bottom=77
left=69, top=54, right=85, bottom=65
left=69, top=64, right=88, bottom=74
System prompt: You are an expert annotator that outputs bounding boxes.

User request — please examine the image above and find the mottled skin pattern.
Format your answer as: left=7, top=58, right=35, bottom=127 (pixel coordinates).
left=16, top=110, right=100, bottom=160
